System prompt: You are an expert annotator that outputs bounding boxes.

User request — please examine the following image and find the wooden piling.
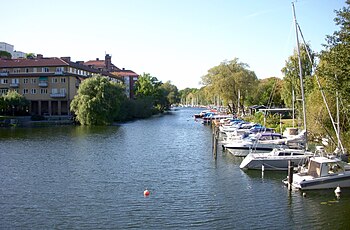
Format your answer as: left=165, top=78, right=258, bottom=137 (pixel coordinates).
left=212, top=125, right=218, bottom=160
left=288, top=160, right=294, bottom=191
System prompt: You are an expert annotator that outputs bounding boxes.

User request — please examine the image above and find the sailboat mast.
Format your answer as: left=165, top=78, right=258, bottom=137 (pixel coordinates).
left=292, top=2, right=308, bottom=149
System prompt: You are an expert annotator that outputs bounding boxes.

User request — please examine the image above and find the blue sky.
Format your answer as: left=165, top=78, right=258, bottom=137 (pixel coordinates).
left=2, top=0, right=346, bottom=89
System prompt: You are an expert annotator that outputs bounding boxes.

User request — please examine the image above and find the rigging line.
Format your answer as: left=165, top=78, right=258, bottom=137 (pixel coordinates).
left=297, top=23, right=345, bottom=154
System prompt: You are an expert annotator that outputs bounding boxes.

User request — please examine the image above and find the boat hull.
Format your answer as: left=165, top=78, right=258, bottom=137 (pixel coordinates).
left=240, top=156, right=308, bottom=171
left=292, top=173, right=350, bottom=190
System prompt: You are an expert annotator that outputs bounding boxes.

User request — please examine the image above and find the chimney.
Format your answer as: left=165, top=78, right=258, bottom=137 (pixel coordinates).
left=37, top=54, right=43, bottom=59
left=105, top=54, right=112, bottom=71
left=61, top=56, right=71, bottom=62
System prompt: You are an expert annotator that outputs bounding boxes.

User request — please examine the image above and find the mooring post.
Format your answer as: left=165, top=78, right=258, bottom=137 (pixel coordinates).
left=288, top=160, right=294, bottom=191
left=213, top=126, right=218, bottom=159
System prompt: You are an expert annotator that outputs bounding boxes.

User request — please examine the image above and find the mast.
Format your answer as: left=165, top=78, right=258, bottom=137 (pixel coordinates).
left=292, top=2, right=308, bottom=149
left=336, top=75, right=340, bottom=150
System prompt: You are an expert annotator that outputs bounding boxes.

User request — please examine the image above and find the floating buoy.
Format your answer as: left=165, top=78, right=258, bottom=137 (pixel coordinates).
left=334, top=186, right=341, bottom=198
left=302, top=192, right=306, bottom=197
left=144, top=189, right=150, bottom=196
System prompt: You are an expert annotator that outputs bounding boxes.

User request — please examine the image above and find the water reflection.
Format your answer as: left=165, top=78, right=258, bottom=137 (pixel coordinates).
left=1, top=108, right=350, bottom=229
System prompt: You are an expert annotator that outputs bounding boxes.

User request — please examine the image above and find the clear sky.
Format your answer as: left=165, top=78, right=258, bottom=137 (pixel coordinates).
left=2, top=0, right=346, bottom=89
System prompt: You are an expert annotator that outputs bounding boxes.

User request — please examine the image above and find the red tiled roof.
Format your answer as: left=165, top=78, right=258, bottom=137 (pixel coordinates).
left=84, top=60, right=105, bottom=68
left=0, top=58, right=68, bottom=68
left=112, top=70, right=138, bottom=77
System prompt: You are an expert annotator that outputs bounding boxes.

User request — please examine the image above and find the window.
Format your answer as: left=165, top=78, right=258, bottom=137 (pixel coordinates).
left=33, top=68, right=37, bottom=73
left=3, top=79, right=8, bottom=84
left=30, top=78, right=37, bottom=84
left=11, top=78, right=19, bottom=84
left=31, top=88, right=37, bottom=94
left=51, top=88, right=58, bottom=94
left=42, top=67, right=50, bottom=72
left=0, top=89, right=8, bottom=95
left=40, top=88, right=47, bottom=94
left=60, top=88, right=66, bottom=94
left=23, top=78, right=29, bottom=84
left=69, top=67, right=72, bottom=73
left=13, top=68, right=21, bottom=73
left=25, top=68, right=30, bottom=73
left=52, top=78, right=58, bottom=83
left=60, top=77, right=66, bottom=83
left=23, top=88, right=29, bottom=94
left=56, top=67, right=64, bottom=72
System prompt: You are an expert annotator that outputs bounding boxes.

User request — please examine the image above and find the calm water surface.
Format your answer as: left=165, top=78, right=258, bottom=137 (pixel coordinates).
left=1, top=108, right=350, bottom=229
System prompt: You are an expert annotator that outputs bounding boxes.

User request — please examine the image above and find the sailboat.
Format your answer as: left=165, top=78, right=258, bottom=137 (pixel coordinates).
left=282, top=2, right=350, bottom=190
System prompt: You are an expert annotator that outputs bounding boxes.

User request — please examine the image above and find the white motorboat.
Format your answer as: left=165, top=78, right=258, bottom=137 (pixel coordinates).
left=240, top=148, right=313, bottom=171
left=284, top=156, right=350, bottom=190
left=223, top=132, right=288, bottom=157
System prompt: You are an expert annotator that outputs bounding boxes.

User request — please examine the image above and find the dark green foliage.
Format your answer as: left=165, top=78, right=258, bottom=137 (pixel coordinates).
left=0, top=91, right=29, bottom=116
left=71, top=75, right=126, bottom=125
left=0, top=51, right=11, bottom=59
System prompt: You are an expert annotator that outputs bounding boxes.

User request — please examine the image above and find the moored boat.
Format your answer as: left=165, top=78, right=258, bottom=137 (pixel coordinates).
left=240, top=148, right=313, bottom=171
left=283, top=156, right=350, bottom=190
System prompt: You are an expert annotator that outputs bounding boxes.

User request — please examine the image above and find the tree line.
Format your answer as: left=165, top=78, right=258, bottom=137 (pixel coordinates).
left=70, top=73, right=179, bottom=125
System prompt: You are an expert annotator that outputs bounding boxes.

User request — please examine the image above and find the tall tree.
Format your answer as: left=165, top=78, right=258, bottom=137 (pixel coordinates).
left=312, top=1, right=350, bottom=150
left=70, top=75, right=126, bottom=125
left=249, top=77, right=284, bottom=107
left=281, top=44, right=315, bottom=122
left=318, top=0, right=350, bottom=107
left=134, top=73, right=169, bottom=112
left=201, top=58, right=258, bottom=114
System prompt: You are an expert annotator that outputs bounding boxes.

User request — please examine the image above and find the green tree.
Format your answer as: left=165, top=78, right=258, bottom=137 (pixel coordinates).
left=249, top=77, right=284, bottom=107
left=134, top=73, right=168, bottom=113
left=160, top=81, right=179, bottom=106
left=0, top=51, right=11, bottom=59
left=3, top=90, right=29, bottom=115
left=311, top=1, right=350, bottom=151
left=318, top=0, right=350, bottom=110
left=25, top=53, right=36, bottom=59
left=201, top=58, right=258, bottom=114
left=281, top=44, right=315, bottom=129
left=70, top=75, right=126, bottom=125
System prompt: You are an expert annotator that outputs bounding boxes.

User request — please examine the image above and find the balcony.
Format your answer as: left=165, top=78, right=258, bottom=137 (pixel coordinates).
left=9, top=83, right=19, bottom=88
left=38, top=81, right=48, bottom=87
left=54, top=71, right=64, bottom=75
left=50, top=93, right=66, bottom=98
left=0, top=72, right=8, bottom=76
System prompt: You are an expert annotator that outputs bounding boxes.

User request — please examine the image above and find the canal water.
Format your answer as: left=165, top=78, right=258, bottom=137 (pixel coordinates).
left=1, top=108, right=349, bottom=229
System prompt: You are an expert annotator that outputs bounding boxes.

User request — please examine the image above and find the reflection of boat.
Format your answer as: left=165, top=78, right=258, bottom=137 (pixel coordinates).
left=240, top=148, right=313, bottom=171
left=283, top=156, right=350, bottom=190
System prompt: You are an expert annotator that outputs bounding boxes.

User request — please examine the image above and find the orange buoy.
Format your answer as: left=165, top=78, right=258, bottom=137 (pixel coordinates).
left=144, top=189, right=150, bottom=196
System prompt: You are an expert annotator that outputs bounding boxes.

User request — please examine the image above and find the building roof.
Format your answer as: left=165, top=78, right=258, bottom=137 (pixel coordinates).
left=0, top=57, right=68, bottom=68
left=112, top=70, right=139, bottom=77
left=84, top=60, right=105, bottom=68
left=84, top=59, right=120, bottom=71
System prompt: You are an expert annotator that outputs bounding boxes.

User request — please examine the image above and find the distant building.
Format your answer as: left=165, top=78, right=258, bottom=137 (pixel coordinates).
left=84, top=54, right=139, bottom=98
left=0, top=42, right=14, bottom=54
left=0, top=42, right=26, bottom=59
left=13, top=51, right=26, bottom=59
left=0, top=55, right=121, bottom=116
